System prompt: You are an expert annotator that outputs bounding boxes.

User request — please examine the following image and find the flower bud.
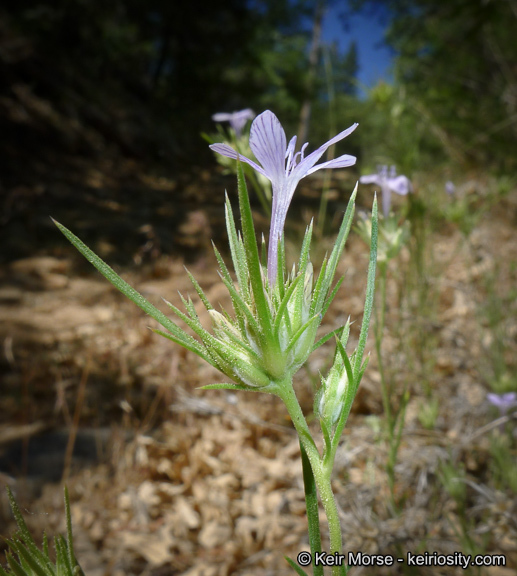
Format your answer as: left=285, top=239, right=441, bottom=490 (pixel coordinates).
left=231, top=357, right=271, bottom=388
left=214, top=342, right=272, bottom=388
left=317, top=366, right=350, bottom=428
left=208, top=310, right=272, bottom=387
left=303, top=262, right=313, bottom=309
left=209, top=309, right=240, bottom=337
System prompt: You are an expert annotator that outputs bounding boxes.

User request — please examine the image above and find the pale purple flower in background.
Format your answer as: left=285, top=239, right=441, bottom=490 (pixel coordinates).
left=445, top=181, right=456, bottom=195
left=360, top=165, right=412, bottom=217
left=487, top=392, right=517, bottom=417
left=212, top=108, right=255, bottom=137
left=210, top=110, right=358, bottom=285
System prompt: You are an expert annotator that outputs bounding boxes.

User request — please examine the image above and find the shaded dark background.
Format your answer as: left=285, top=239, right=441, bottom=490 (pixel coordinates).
left=0, top=0, right=516, bottom=265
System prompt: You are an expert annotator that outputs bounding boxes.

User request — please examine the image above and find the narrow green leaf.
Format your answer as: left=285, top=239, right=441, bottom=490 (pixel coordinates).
left=235, top=161, right=273, bottom=336
left=353, top=196, right=378, bottom=375
left=320, top=276, right=344, bottom=319
left=341, top=318, right=351, bottom=348
left=325, top=184, right=357, bottom=281
left=284, top=556, right=310, bottom=576
left=291, top=223, right=313, bottom=331
left=298, top=220, right=313, bottom=275
left=6, top=488, right=49, bottom=568
left=212, top=244, right=248, bottom=335
left=12, top=543, right=50, bottom=576
left=285, top=314, right=320, bottom=356
left=225, top=195, right=250, bottom=303
left=198, top=382, right=256, bottom=391
left=290, top=271, right=306, bottom=334
left=185, top=269, right=213, bottom=312
left=358, top=355, right=370, bottom=382
left=53, top=220, right=195, bottom=350
left=43, top=534, right=49, bottom=560
left=311, top=326, right=342, bottom=353
left=273, top=274, right=302, bottom=336
left=336, top=339, right=354, bottom=394
left=151, top=329, right=211, bottom=363
left=163, top=299, right=210, bottom=342
left=159, top=305, right=241, bottom=375
left=216, top=271, right=263, bottom=339
left=310, top=258, right=328, bottom=316
left=5, top=553, right=27, bottom=576
left=213, top=324, right=262, bottom=363
left=64, top=487, right=75, bottom=570
left=180, top=295, right=205, bottom=328
left=54, top=536, right=73, bottom=576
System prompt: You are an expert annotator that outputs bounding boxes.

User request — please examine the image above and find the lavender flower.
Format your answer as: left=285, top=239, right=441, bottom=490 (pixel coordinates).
left=360, top=165, right=412, bottom=217
left=212, top=108, right=255, bottom=137
left=487, top=392, right=517, bottom=416
left=210, top=110, right=357, bottom=284
left=445, top=180, right=456, bottom=195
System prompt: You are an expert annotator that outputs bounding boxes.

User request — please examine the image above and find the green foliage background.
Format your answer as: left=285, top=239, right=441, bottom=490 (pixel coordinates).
left=1, top=0, right=516, bottom=177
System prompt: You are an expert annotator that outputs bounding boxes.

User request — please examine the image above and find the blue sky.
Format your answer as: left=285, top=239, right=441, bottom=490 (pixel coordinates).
left=320, top=4, right=394, bottom=93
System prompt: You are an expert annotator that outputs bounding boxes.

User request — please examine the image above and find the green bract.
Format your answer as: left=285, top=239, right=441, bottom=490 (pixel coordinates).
left=356, top=212, right=410, bottom=265
left=53, top=164, right=359, bottom=394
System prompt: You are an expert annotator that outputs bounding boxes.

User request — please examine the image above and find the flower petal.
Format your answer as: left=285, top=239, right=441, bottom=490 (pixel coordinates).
left=212, top=113, right=233, bottom=122
left=306, top=154, right=356, bottom=175
left=487, top=393, right=503, bottom=407
left=359, top=174, right=381, bottom=185
left=234, top=108, right=255, bottom=120
left=209, top=143, right=267, bottom=177
left=249, top=111, right=287, bottom=185
left=388, top=175, right=412, bottom=196
left=293, top=123, right=358, bottom=179
left=322, top=123, right=359, bottom=148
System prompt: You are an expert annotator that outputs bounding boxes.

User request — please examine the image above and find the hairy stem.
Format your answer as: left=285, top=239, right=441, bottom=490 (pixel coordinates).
left=276, top=380, right=344, bottom=576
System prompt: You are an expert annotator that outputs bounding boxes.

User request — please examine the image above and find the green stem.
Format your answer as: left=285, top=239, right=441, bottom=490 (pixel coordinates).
left=300, top=441, right=323, bottom=576
left=316, top=471, right=343, bottom=575
left=276, top=379, right=344, bottom=576
left=375, top=264, right=392, bottom=432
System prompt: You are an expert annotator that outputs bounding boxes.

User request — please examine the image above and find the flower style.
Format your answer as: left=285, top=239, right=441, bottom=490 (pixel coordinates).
left=487, top=392, right=517, bottom=416
left=360, top=165, right=412, bottom=217
left=212, top=108, right=255, bottom=137
left=210, top=110, right=358, bottom=285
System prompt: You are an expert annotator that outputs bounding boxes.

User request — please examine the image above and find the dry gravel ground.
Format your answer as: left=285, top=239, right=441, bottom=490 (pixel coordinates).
left=0, top=174, right=516, bottom=575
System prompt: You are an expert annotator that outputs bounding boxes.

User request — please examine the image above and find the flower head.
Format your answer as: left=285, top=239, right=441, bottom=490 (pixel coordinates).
left=210, top=110, right=357, bottom=284
left=360, top=165, right=412, bottom=217
left=212, top=108, right=255, bottom=137
left=487, top=392, right=517, bottom=416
